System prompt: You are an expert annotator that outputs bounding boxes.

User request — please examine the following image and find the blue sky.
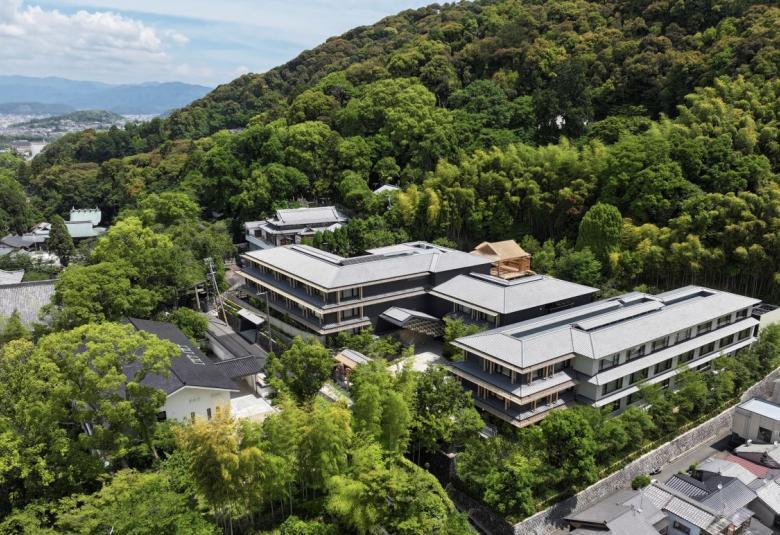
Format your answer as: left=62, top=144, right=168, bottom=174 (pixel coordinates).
left=0, top=0, right=433, bottom=86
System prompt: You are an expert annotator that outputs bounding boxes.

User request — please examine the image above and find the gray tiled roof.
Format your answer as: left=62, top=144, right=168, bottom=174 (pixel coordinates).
left=453, top=286, right=759, bottom=369
left=273, top=206, right=346, bottom=226
left=0, top=280, right=56, bottom=325
left=429, top=273, right=597, bottom=315
left=564, top=489, right=665, bottom=535
left=213, top=356, right=264, bottom=379
left=128, top=318, right=238, bottom=395
left=243, top=242, right=492, bottom=289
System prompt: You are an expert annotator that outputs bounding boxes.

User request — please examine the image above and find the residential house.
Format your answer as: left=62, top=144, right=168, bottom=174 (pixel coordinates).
left=0, top=269, right=24, bottom=285
left=1, top=208, right=105, bottom=256
left=450, top=286, right=760, bottom=427
left=372, top=184, right=400, bottom=195
left=564, top=488, right=668, bottom=534
left=732, top=394, right=780, bottom=445
left=736, top=444, right=780, bottom=469
left=237, top=241, right=494, bottom=338
left=244, top=206, right=348, bottom=250
left=334, top=348, right=372, bottom=386
left=661, top=473, right=765, bottom=534
left=127, top=318, right=238, bottom=422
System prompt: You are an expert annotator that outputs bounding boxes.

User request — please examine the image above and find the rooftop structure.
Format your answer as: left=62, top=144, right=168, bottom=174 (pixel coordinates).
left=244, top=206, right=348, bottom=249
left=0, top=279, right=56, bottom=325
left=471, top=240, right=532, bottom=279
left=449, top=286, right=760, bottom=426
left=69, top=208, right=102, bottom=226
left=429, top=272, right=597, bottom=327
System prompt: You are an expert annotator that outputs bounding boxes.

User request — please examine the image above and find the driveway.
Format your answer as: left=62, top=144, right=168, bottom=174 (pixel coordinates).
left=389, top=339, right=446, bottom=374
left=653, top=430, right=733, bottom=483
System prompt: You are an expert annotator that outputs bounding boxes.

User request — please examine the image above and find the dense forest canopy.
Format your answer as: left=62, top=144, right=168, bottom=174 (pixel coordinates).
left=4, top=0, right=779, bottom=303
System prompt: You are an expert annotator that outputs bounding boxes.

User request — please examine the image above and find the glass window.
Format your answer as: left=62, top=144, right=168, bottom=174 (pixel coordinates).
left=652, top=337, right=668, bottom=352
left=602, top=378, right=624, bottom=396
left=736, top=308, right=749, bottom=319
left=654, top=359, right=672, bottom=374
left=677, top=328, right=692, bottom=343
left=717, top=314, right=731, bottom=327
left=340, top=287, right=359, bottom=300
left=738, top=328, right=752, bottom=340
left=630, top=368, right=648, bottom=384
left=600, top=353, right=620, bottom=371
left=677, top=350, right=695, bottom=364
left=701, top=341, right=716, bottom=355
left=697, top=321, right=712, bottom=335
left=758, top=427, right=773, bottom=443
left=341, top=307, right=360, bottom=320
left=628, top=345, right=645, bottom=361
left=719, top=334, right=734, bottom=348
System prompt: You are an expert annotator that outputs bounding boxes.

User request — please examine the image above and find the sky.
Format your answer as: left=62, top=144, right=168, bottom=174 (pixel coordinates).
left=0, top=0, right=433, bottom=87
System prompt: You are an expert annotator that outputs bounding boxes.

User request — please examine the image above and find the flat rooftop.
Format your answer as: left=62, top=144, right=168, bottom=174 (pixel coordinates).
left=738, top=398, right=780, bottom=421
left=242, top=241, right=492, bottom=290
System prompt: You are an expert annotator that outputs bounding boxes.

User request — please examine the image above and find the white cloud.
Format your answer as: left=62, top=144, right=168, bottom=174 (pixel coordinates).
left=0, top=0, right=195, bottom=82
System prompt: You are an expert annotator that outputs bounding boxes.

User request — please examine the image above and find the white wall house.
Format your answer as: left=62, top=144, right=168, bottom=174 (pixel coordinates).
left=162, top=386, right=233, bottom=422
left=128, top=318, right=239, bottom=422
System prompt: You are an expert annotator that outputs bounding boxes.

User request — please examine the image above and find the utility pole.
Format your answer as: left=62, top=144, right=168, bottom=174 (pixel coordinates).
left=205, top=258, right=229, bottom=324
left=257, top=289, right=274, bottom=353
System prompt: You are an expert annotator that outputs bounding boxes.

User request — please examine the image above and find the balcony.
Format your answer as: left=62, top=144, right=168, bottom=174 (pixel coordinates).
left=448, top=358, right=577, bottom=405
left=462, top=382, right=576, bottom=427
left=240, top=265, right=329, bottom=308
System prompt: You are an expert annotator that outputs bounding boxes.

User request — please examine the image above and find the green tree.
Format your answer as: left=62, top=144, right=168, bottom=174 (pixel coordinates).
left=55, top=469, right=217, bottom=535
left=576, top=203, right=623, bottom=263
left=541, top=409, right=598, bottom=491
left=47, top=215, right=76, bottom=266
left=35, top=323, right=179, bottom=464
left=168, top=308, right=208, bottom=341
left=0, top=310, right=30, bottom=345
left=52, top=261, right=159, bottom=329
left=443, top=317, right=485, bottom=360
left=411, top=366, right=483, bottom=457
left=268, top=337, right=333, bottom=403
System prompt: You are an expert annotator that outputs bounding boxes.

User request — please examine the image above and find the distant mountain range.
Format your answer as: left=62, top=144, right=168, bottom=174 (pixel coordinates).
left=0, top=76, right=211, bottom=115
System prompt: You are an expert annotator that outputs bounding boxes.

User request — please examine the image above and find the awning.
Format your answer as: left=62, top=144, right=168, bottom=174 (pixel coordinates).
left=238, top=308, right=265, bottom=325
left=379, top=306, right=437, bottom=328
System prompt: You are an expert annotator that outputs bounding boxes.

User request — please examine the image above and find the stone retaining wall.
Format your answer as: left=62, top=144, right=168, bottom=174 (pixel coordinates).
left=511, top=366, right=780, bottom=535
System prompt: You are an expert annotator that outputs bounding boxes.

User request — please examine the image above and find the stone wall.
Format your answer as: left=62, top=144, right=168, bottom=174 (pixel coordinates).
left=509, top=365, right=780, bottom=535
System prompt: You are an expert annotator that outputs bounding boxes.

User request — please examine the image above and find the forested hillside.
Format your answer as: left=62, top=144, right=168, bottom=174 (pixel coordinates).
left=6, top=0, right=780, bottom=301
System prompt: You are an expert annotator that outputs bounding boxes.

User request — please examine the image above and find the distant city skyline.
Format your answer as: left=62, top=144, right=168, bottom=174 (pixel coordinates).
left=0, top=0, right=433, bottom=86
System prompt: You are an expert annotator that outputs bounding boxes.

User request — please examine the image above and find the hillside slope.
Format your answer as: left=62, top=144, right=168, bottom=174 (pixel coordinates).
left=12, top=0, right=780, bottom=303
